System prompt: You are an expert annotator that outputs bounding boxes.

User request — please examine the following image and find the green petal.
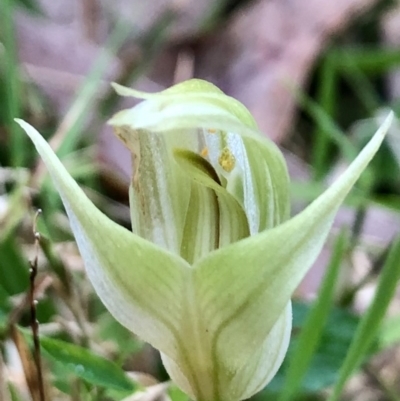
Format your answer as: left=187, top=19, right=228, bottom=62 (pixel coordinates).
left=225, top=302, right=292, bottom=401
left=191, top=112, right=393, bottom=397
left=15, top=119, right=189, bottom=361
left=109, top=82, right=290, bottom=234
left=162, top=301, right=291, bottom=401
left=109, top=100, right=257, bottom=139
left=197, top=128, right=289, bottom=234
left=173, top=149, right=250, bottom=252
left=212, top=132, right=290, bottom=232
left=179, top=180, right=220, bottom=264
left=111, top=79, right=257, bottom=129
left=119, top=127, right=192, bottom=253
left=243, top=139, right=290, bottom=229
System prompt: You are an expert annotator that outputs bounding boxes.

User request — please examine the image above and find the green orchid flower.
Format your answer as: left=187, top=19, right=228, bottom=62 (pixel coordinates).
left=16, top=79, right=393, bottom=401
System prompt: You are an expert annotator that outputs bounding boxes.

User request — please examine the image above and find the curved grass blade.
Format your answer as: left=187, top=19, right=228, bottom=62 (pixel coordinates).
left=1, top=0, right=23, bottom=166
left=327, top=237, right=400, bottom=401
left=278, top=230, right=349, bottom=401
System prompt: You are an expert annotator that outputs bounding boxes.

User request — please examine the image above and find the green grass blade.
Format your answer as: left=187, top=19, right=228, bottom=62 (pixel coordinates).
left=1, top=0, right=24, bottom=167
left=340, top=53, right=380, bottom=114
left=98, top=10, right=174, bottom=117
left=55, top=20, right=131, bottom=158
left=295, top=88, right=358, bottom=164
left=278, top=230, right=349, bottom=401
left=327, top=237, right=400, bottom=401
left=312, top=54, right=338, bottom=180
left=295, top=88, right=377, bottom=191
left=334, top=48, right=400, bottom=75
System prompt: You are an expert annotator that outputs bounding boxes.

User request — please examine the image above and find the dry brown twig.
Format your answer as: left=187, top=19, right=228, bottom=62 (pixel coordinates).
left=5, top=209, right=50, bottom=401
left=29, top=209, right=46, bottom=401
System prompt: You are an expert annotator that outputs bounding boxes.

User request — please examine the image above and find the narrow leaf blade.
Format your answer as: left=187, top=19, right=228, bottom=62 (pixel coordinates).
left=279, top=230, right=349, bottom=401
left=40, top=336, right=135, bottom=391
left=328, top=237, right=400, bottom=401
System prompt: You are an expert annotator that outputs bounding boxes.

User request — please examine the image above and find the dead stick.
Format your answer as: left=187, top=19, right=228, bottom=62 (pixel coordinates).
left=29, top=209, right=46, bottom=401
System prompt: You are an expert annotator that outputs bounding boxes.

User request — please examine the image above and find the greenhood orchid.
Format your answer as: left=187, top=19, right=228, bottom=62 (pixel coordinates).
left=16, top=79, right=393, bottom=401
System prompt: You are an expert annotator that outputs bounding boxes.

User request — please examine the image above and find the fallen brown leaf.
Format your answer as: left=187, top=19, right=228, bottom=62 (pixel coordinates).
left=195, top=0, right=380, bottom=142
